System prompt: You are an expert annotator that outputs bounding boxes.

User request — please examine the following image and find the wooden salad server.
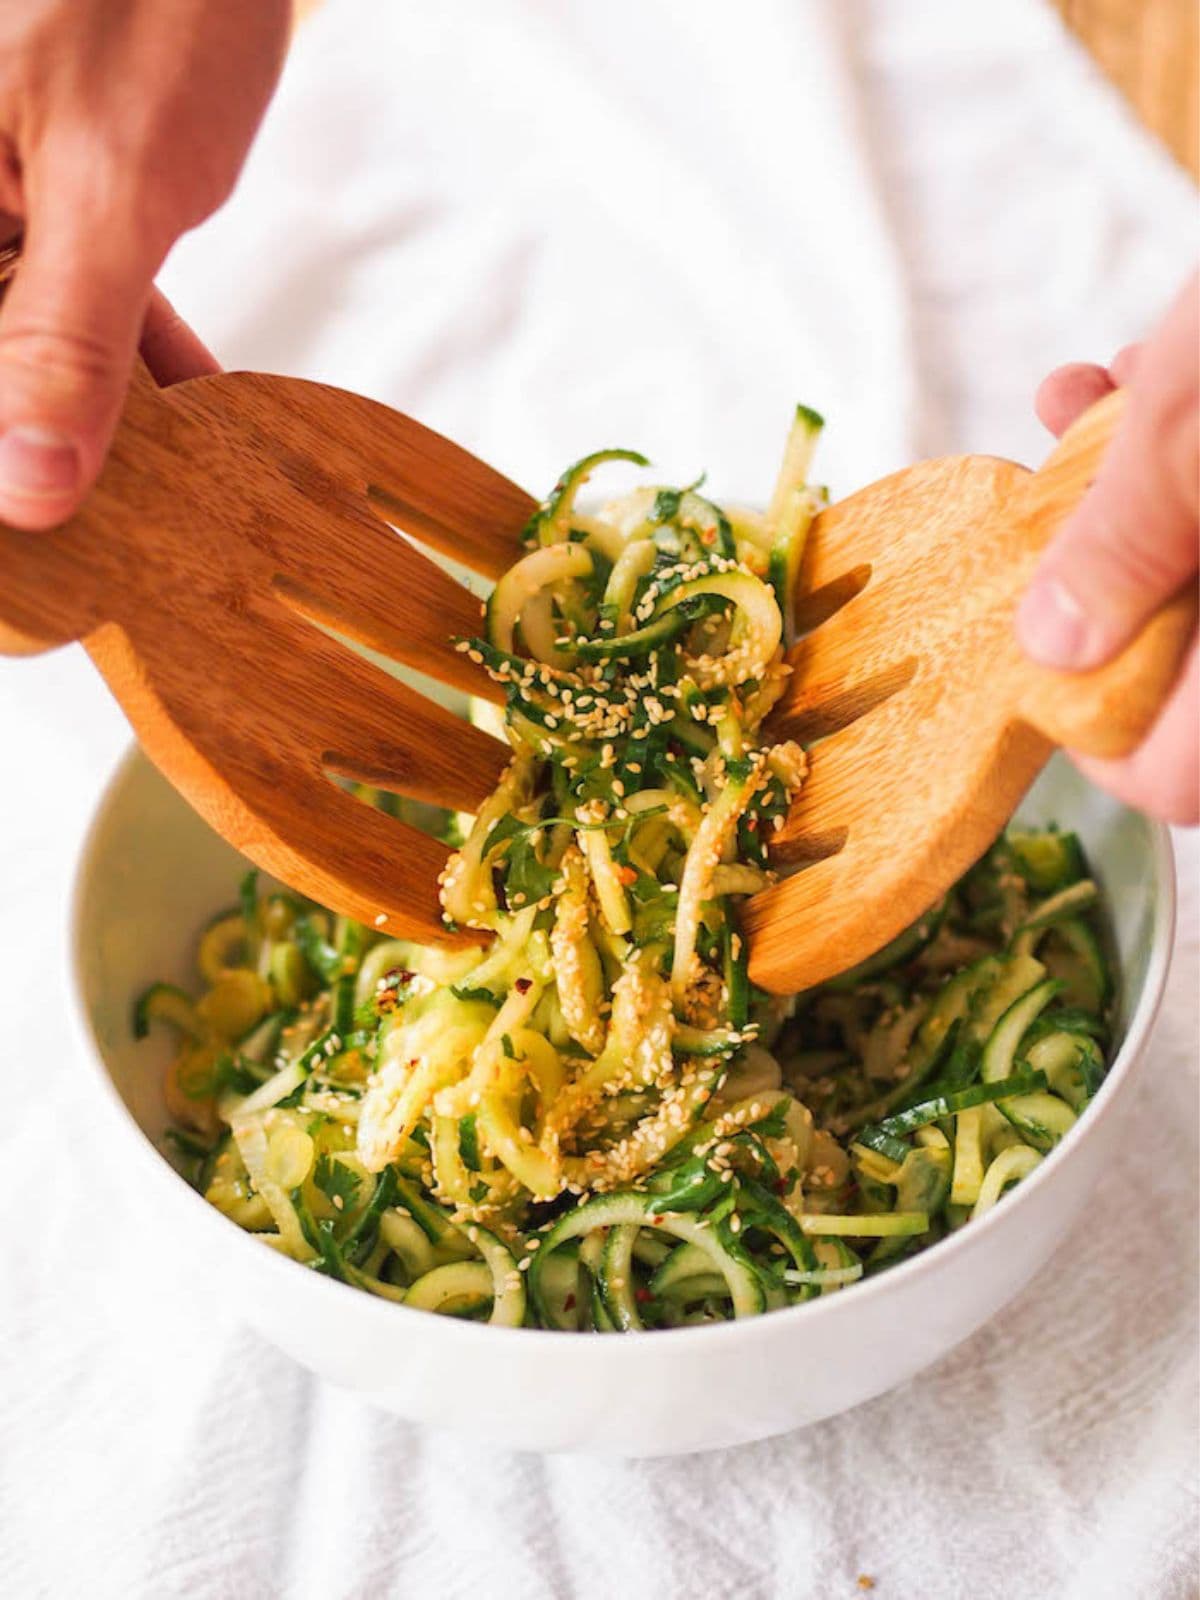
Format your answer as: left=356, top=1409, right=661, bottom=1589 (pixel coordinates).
left=743, top=386, right=1195, bottom=990
left=0, top=355, right=533, bottom=944
left=0, top=330, right=1191, bottom=988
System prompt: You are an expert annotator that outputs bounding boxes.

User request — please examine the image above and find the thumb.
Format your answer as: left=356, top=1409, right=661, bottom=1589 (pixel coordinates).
left=1016, top=274, right=1199, bottom=671
left=0, top=200, right=160, bottom=530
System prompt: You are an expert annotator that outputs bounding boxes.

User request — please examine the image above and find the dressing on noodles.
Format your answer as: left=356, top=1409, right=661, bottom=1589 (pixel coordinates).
left=143, top=409, right=1115, bottom=1330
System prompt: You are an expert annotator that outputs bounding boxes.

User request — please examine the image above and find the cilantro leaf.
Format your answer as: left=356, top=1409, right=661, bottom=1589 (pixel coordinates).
left=313, top=1153, right=362, bottom=1210
left=501, top=833, right=558, bottom=908
left=293, top=914, right=342, bottom=982
left=652, top=487, right=683, bottom=522
left=482, top=811, right=525, bottom=860
left=748, top=1101, right=790, bottom=1140
left=451, top=984, right=501, bottom=1007
left=458, top=1113, right=482, bottom=1171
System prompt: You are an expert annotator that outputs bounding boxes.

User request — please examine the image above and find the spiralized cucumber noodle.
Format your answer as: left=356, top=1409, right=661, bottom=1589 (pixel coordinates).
left=146, top=409, right=1115, bottom=1330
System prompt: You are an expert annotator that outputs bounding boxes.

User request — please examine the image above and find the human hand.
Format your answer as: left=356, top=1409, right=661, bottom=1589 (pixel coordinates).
left=0, top=0, right=289, bottom=530
left=1016, top=273, right=1199, bottom=824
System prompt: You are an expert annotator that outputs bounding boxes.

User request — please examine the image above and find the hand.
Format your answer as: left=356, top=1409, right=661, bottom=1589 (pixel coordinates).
left=0, top=0, right=289, bottom=530
left=1016, top=273, right=1199, bottom=824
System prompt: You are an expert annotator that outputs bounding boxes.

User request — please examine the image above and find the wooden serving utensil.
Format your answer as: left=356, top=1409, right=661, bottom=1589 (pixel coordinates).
left=0, top=341, right=1191, bottom=989
left=744, top=386, right=1195, bottom=990
left=0, top=356, right=533, bottom=944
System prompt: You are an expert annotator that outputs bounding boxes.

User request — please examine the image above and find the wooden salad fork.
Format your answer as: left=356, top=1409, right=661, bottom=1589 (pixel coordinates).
left=0, top=325, right=1191, bottom=989
left=0, top=354, right=532, bottom=944
left=744, top=386, right=1194, bottom=989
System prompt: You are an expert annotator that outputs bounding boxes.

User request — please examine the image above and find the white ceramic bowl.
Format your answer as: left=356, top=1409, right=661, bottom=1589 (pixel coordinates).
left=71, top=748, right=1174, bottom=1457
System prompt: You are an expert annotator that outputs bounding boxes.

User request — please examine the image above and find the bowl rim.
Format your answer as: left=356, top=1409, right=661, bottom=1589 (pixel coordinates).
left=69, top=744, right=1177, bottom=1357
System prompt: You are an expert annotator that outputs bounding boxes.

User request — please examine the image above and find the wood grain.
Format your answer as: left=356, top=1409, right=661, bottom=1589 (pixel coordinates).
left=0, top=353, right=1189, bottom=987
left=1053, top=0, right=1198, bottom=180
left=0, top=355, right=535, bottom=944
left=743, top=387, right=1195, bottom=993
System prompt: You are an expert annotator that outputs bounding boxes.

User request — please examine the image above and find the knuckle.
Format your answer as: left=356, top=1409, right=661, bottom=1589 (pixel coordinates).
left=37, top=128, right=181, bottom=259
left=1154, top=385, right=1200, bottom=523
left=0, top=320, right=124, bottom=391
left=1129, top=345, right=1200, bottom=524
left=89, top=115, right=229, bottom=236
left=1088, top=512, right=1187, bottom=599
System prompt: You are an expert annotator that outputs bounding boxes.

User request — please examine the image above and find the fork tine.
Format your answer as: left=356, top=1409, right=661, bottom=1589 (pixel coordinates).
left=272, top=569, right=500, bottom=707
left=771, top=670, right=961, bottom=865
left=248, top=767, right=478, bottom=946
left=772, top=583, right=919, bottom=735
left=769, top=712, right=898, bottom=863
left=181, top=373, right=535, bottom=581
left=773, top=459, right=1023, bottom=736
left=743, top=849, right=862, bottom=987
left=269, top=491, right=505, bottom=702
left=222, top=442, right=505, bottom=703
left=746, top=725, right=1041, bottom=993
left=87, top=616, right=484, bottom=944
left=176, top=384, right=510, bottom=701
left=123, top=589, right=506, bottom=817
left=280, top=777, right=471, bottom=944
left=262, top=614, right=509, bottom=815
left=748, top=691, right=1051, bottom=991
left=770, top=655, right=918, bottom=744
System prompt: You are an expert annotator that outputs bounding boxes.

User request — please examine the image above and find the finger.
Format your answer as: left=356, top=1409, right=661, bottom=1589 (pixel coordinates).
left=1069, top=640, right=1199, bottom=824
left=1017, top=274, right=1199, bottom=670
left=1035, top=362, right=1115, bottom=438
left=140, top=288, right=221, bottom=387
left=1108, top=342, right=1142, bottom=386
left=0, top=187, right=161, bottom=530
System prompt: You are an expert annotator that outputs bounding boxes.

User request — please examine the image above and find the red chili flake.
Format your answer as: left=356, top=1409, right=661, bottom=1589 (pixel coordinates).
left=563, top=1294, right=576, bottom=1311
left=635, top=1287, right=653, bottom=1304
left=616, top=865, right=638, bottom=887
left=376, top=969, right=415, bottom=1014
left=774, top=1178, right=789, bottom=1195
left=514, top=977, right=532, bottom=994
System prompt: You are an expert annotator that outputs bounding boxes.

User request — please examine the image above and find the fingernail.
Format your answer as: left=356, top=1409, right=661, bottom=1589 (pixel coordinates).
left=1016, top=577, right=1102, bottom=669
left=0, top=425, right=80, bottom=501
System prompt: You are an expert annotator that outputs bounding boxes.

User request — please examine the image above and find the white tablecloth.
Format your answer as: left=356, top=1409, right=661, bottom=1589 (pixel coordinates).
left=1, top=3, right=1196, bottom=1596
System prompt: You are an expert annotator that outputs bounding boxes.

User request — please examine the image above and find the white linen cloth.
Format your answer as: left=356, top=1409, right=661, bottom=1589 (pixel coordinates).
left=0, top=2, right=1196, bottom=1595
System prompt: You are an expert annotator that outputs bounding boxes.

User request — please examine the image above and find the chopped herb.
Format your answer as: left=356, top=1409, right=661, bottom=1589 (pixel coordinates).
left=451, top=983, right=501, bottom=1007
left=149, top=418, right=1118, bottom=1341
left=459, top=1114, right=482, bottom=1170
left=313, top=1152, right=362, bottom=1210
left=293, top=914, right=342, bottom=983
left=500, top=833, right=558, bottom=908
